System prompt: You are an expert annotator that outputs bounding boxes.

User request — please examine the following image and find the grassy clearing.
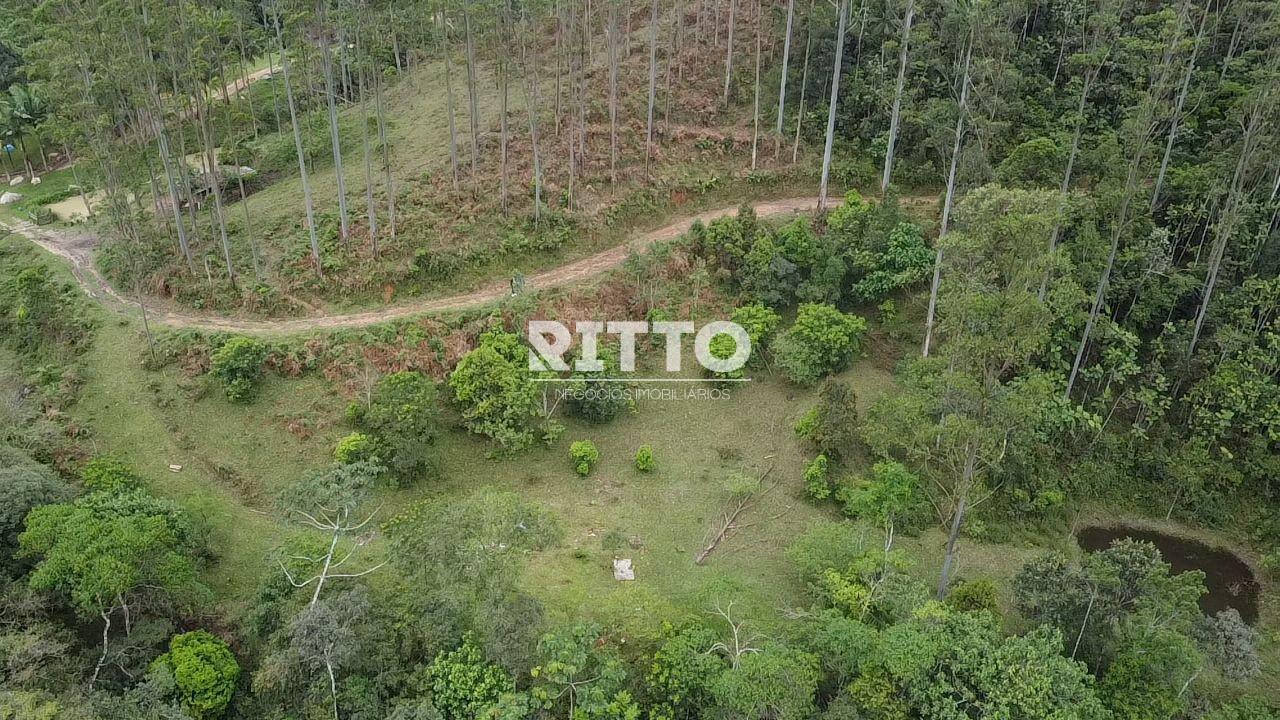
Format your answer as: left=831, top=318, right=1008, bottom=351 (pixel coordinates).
left=23, top=219, right=1273, bottom=697
left=71, top=320, right=325, bottom=605
left=0, top=167, right=86, bottom=224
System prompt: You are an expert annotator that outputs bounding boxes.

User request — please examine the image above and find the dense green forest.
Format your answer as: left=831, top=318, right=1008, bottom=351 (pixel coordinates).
left=0, top=0, right=1277, bottom=718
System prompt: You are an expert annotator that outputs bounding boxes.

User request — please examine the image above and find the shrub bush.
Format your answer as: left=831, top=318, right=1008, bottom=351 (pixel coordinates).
left=570, top=441, right=600, bottom=476
left=566, top=348, right=631, bottom=423
left=804, top=454, right=831, bottom=500
left=81, top=456, right=144, bottom=493
left=795, top=381, right=860, bottom=460
left=356, top=371, right=439, bottom=482
left=706, top=331, right=746, bottom=382
left=946, top=578, right=1001, bottom=615
left=424, top=634, right=511, bottom=720
left=774, top=304, right=867, bottom=385
left=634, top=445, right=656, bottom=472
left=153, top=630, right=240, bottom=720
left=334, top=432, right=382, bottom=465
left=449, top=330, right=546, bottom=452
left=731, top=303, right=782, bottom=355
left=210, top=336, right=268, bottom=402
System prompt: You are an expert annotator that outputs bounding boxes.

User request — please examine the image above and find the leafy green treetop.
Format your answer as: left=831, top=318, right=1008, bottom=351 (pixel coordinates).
left=152, top=630, right=241, bottom=719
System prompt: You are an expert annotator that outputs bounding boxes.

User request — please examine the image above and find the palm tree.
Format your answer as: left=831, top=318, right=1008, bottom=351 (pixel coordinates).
left=2, top=85, right=46, bottom=176
left=0, top=102, right=16, bottom=181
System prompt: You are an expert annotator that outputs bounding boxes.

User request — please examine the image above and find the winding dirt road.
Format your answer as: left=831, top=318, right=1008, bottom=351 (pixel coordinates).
left=5, top=197, right=843, bottom=335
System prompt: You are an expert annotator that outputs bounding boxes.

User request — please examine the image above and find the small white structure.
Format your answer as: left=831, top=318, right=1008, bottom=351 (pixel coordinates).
left=30, top=176, right=41, bottom=185
left=8, top=176, right=25, bottom=187
left=0, top=191, right=22, bottom=205
left=613, top=558, right=635, bottom=581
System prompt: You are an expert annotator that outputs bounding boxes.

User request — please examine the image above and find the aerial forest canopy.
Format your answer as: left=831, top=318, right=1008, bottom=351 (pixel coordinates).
left=0, top=0, right=1277, bottom=718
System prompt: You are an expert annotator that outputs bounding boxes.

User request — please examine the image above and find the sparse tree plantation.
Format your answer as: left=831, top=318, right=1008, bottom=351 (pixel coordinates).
left=0, top=0, right=1277, bottom=717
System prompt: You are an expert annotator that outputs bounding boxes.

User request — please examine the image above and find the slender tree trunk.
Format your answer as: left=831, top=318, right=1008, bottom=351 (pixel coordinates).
left=1072, top=590, right=1098, bottom=659
left=274, top=5, right=323, bottom=275
left=922, top=34, right=972, bottom=358
left=722, top=0, right=737, bottom=105
left=1039, top=66, right=1098, bottom=301
left=68, top=149, right=95, bottom=220
left=1152, top=1, right=1210, bottom=211
left=1219, top=15, right=1241, bottom=80
left=608, top=2, right=620, bottom=183
left=145, top=63, right=194, bottom=270
left=325, top=650, right=339, bottom=720
left=1066, top=153, right=1145, bottom=398
left=464, top=8, right=481, bottom=179
left=195, top=88, right=236, bottom=288
left=937, top=447, right=974, bottom=599
left=555, top=0, right=564, bottom=135
left=880, top=0, right=915, bottom=192
left=442, top=14, right=461, bottom=189
left=665, top=2, right=680, bottom=129
left=792, top=5, right=813, bottom=163
left=359, top=67, right=378, bottom=255
left=499, top=35, right=511, bottom=213
left=374, top=67, right=395, bottom=242
left=645, top=0, right=660, bottom=161
left=750, top=0, right=762, bottom=169
left=521, top=10, right=546, bottom=222
left=88, top=608, right=112, bottom=690
left=319, top=21, right=351, bottom=243
left=775, top=0, right=796, bottom=156
left=818, top=0, right=851, bottom=210
left=236, top=24, right=259, bottom=138
left=1187, top=100, right=1266, bottom=357
left=267, top=48, right=284, bottom=135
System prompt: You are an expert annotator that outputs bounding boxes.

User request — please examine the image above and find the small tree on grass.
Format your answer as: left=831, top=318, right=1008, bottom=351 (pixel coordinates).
left=570, top=441, right=600, bottom=476
left=567, top=348, right=632, bottom=423
left=81, top=455, right=144, bottom=493
left=707, top=332, right=747, bottom=382
left=210, top=336, right=268, bottom=402
left=348, top=371, right=439, bottom=482
left=449, top=330, right=550, bottom=453
left=634, top=445, right=656, bottom=472
left=774, top=304, right=866, bottom=385
left=946, top=579, right=1001, bottom=615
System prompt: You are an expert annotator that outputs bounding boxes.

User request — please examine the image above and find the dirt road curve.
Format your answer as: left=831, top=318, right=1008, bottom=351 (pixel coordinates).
left=4, top=197, right=839, bottom=335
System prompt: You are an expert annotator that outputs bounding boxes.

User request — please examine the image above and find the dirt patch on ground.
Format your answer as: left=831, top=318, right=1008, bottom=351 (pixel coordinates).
left=46, top=193, right=97, bottom=221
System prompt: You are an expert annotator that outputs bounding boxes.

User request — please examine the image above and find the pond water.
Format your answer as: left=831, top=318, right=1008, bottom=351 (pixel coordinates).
left=1076, top=524, right=1260, bottom=624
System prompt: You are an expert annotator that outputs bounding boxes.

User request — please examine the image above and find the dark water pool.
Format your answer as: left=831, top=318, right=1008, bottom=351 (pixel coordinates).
left=1076, top=524, right=1260, bottom=624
